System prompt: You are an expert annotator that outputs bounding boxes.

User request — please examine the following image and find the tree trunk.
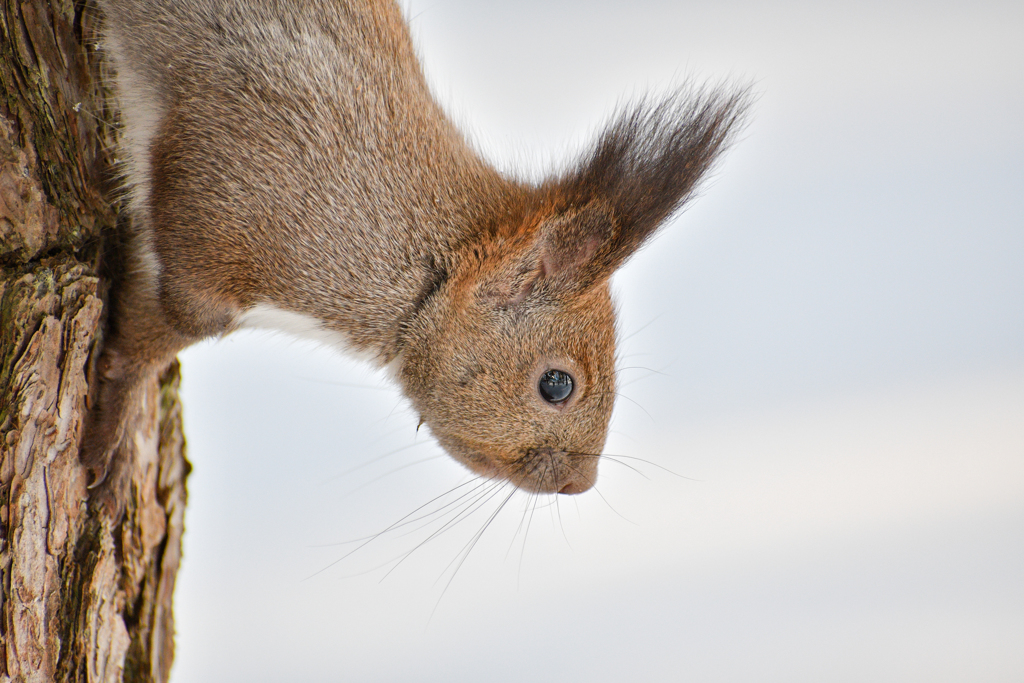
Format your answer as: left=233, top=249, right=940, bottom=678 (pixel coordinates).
left=0, top=1, right=190, bottom=681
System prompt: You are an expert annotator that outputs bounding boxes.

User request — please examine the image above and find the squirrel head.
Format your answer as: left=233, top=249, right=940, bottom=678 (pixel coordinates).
left=398, top=203, right=619, bottom=494
left=398, top=87, right=749, bottom=494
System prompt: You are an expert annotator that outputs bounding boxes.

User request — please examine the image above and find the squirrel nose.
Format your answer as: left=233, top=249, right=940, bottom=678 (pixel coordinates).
left=556, top=456, right=597, bottom=495
left=558, top=480, right=590, bottom=495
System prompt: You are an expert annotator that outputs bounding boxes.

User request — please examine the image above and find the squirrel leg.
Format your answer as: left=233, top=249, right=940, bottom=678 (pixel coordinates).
left=82, top=249, right=241, bottom=517
left=80, top=274, right=191, bottom=518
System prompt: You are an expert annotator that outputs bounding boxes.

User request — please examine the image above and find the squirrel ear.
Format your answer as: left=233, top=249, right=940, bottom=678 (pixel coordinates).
left=536, top=202, right=614, bottom=285
left=541, top=85, right=750, bottom=287
left=490, top=85, right=750, bottom=306
left=480, top=206, right=611, bottom=308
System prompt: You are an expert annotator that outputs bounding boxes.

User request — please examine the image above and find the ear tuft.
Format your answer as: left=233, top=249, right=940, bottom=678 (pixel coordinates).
left=477, top=84, right=750, bottom=305
left=554, top=83, right=752, bottom=277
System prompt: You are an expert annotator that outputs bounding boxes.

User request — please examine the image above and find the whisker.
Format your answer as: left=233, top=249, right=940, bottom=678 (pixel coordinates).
left=309, top=477, right=491, bottom=547
left=528, top=496, right=560, bottom=511
left=326, top=439, right=432, bottom=482
left=567, top=448, right=696, bottom=482
left=596, top=456, right=650, bottom=480
left=518, top=491, right=542, bottom=587
left=620, top=313, right=664, bottom=342
left=554, top=495, right=572, bottom=549
left=598, top=453, right=697, bottom=481
left=375, top=478, right=499, bottom=540
left=382, top=398, right=408, bottom=427
left=338, top=454, right=445, bottom=497
left=436, top=483, right=517, bottom=584
left=617, top=366, right=670, bottom=389
left=337, top=479, right=504, bottom=580
left=561, top=458, right=636, bottom=526
left=586, top=390, right=655, bottom=423
left=606, top=429, right=640, bottom=443
left=304, top=477, right=496, bottom=578
left=430, top=485, right=520, bottom=622
left=505, top=490, right=535, bottom=561
left=567, top=450, right=650, bottom=479
left=612, top=392, right=655, bottom=422
left=382, top=479, right=510, bottom=581
left=590, top=485, right=637, bottom=525
left=616, top=365, right=669, bottom=375
left=615, top=351, right=657, bottom=361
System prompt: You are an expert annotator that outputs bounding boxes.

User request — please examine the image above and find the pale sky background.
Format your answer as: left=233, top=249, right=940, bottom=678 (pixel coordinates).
left=171, top=1, right=1023, bottom=681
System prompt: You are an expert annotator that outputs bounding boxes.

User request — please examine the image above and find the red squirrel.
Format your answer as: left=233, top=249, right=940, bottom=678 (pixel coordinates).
left=84, top=0, right=749, bottom=515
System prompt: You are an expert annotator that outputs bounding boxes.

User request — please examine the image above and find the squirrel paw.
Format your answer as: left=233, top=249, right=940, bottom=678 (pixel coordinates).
left=79, top=349, right=137, bottom=520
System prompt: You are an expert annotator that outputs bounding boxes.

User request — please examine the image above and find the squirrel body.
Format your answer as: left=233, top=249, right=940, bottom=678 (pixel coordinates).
left=84, top=0, right=748, bottom=513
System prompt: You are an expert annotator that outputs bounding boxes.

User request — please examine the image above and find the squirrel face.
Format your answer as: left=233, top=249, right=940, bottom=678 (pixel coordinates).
left=398, top=217, right=618, bottom=494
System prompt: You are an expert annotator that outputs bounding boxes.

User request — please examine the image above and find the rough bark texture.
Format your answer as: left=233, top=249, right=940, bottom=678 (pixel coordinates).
left=0, top=1, right=190, bottom=682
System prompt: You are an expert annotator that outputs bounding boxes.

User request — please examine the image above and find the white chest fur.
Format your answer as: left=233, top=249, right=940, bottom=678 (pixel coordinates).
left=235, top=303, right=382, bottom=367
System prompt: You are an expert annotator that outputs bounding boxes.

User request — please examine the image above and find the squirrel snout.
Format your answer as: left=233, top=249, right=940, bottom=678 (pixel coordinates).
left=523, top=447, right=597, bottom=496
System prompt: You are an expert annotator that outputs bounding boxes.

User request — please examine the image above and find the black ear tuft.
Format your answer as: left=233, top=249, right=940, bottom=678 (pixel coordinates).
left=554, top=83, right=752, bottom=279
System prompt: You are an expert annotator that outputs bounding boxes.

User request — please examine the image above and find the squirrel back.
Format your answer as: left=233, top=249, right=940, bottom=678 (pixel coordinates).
left=84, top=0, right=750, bottom=514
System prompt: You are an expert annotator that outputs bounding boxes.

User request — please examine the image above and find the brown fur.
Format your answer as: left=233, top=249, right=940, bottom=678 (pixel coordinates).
left=83, top=0, right=750, bottom=516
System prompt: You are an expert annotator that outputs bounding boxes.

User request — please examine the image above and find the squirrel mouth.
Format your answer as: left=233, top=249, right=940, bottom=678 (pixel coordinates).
left=516, top=447, right=598, bottom=495
left=436, top=433, right=598, bottom=495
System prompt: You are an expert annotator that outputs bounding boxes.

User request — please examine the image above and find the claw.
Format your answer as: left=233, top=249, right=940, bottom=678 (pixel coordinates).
left=86, top=465, right=109, bottom=489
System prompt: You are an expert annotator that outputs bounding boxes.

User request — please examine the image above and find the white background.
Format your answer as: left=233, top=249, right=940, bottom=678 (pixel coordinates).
left=172, top=1, right=1023, bottom=681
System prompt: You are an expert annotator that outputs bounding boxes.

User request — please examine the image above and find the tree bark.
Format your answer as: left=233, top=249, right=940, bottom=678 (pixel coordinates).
left=0, top=1, right=190, bottom=681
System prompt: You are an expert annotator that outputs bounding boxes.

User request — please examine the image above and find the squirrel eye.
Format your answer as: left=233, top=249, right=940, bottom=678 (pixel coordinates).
left=538, top=369, right=574, bottom=404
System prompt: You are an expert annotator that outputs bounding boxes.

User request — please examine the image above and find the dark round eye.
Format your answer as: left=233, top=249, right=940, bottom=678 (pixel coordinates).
left=538, top=369, right=574, bottom=404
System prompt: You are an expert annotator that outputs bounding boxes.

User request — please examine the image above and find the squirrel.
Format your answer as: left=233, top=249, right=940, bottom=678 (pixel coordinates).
left=83, top=0, right=749, bottom=516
